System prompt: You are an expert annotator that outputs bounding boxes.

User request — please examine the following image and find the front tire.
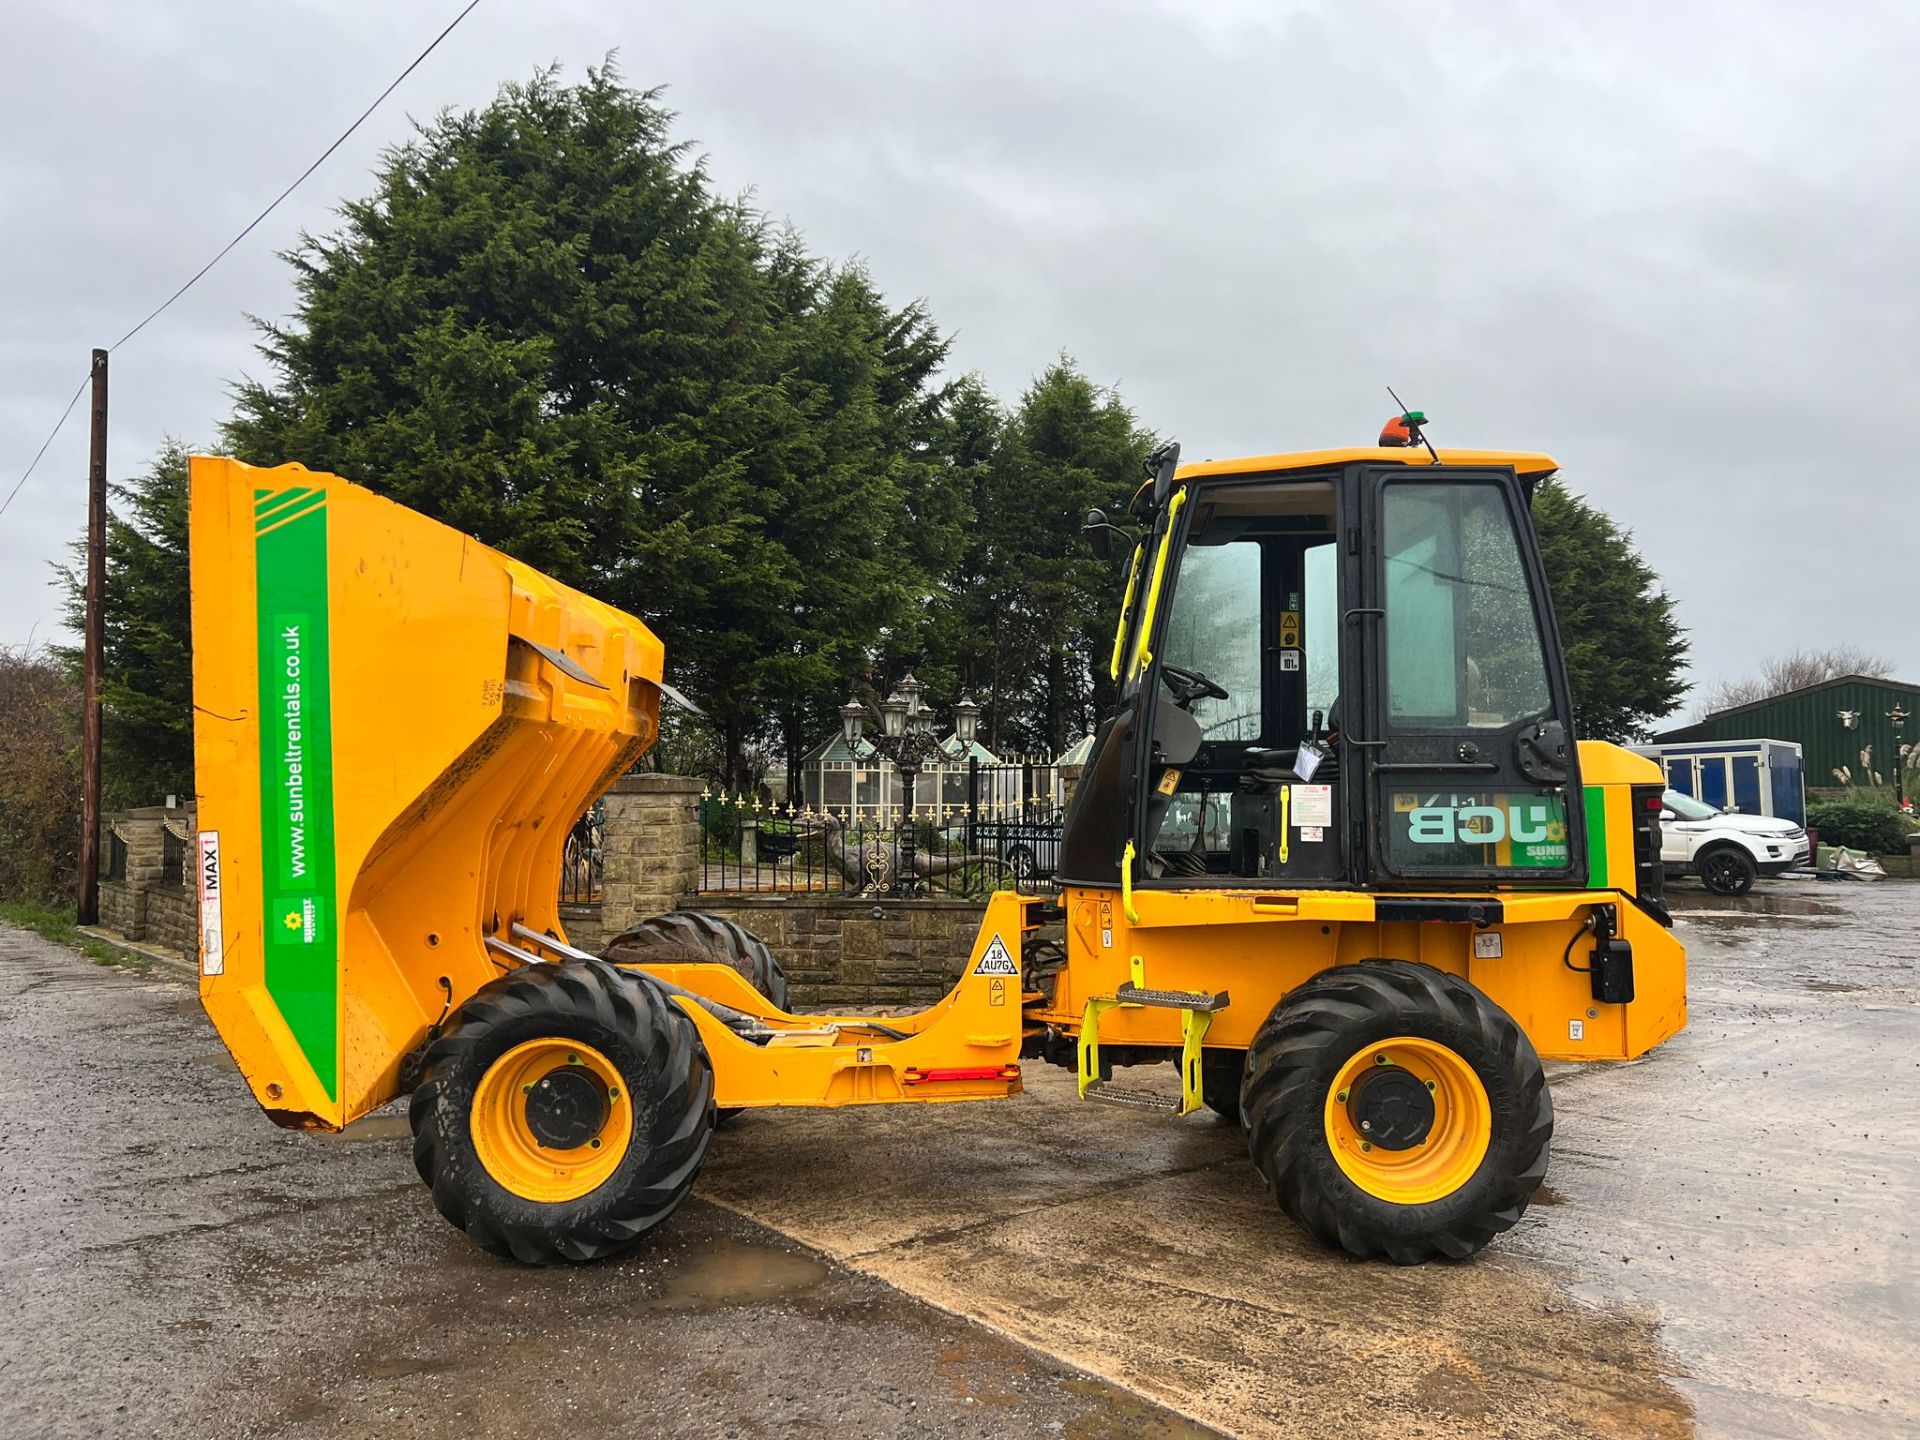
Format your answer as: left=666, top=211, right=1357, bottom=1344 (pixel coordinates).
left=1241, top=960, right=1551, bottom=1264
left=1698, top=845, right=1757, bottom=896
left=409, top=958, right=714, bottom=1264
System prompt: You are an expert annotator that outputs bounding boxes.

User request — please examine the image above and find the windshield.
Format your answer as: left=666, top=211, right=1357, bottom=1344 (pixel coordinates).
left=1664, top=790, right=1721, bottom=822
left=1159, top=539, right=1264, bottom=738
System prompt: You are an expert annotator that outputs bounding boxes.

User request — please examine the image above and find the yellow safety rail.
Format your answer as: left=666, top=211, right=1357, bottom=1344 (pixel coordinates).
left=1126, top=490, right=1188, bottom=681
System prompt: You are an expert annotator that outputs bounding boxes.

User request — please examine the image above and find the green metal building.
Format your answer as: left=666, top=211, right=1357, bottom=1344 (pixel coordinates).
left=1652, top=674, right=1920, bottom=792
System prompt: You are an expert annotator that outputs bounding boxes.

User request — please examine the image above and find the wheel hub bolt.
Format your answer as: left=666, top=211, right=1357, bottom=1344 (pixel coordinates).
left=1375, top=1054, right=1389, bottom=1065
left=1425, top=1080, right=1436, bottom=1091
left=1361, top=1141, right=1373, bottom=1152
left=1360, top=1120, right=1373, bottom=1132
left=1336, top=1088, right=1350, bottom=1103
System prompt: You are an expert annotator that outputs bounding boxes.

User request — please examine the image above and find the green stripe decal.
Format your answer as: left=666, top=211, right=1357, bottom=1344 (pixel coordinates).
left=253, top=489, right=339, bottom=1101
left=1582, top=785, right=1609, bottom=889
left=253, top=486, right=321, bottom=526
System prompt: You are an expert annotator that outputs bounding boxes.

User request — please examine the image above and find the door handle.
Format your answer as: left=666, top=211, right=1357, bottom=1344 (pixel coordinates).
left=1371, top=761, right=1501, bottom=774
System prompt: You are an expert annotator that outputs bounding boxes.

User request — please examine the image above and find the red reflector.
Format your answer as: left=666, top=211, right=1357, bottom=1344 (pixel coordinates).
left=1642, top=795, right=1664, bottom=811
left=903, top=1065, right=1020, bottom=1085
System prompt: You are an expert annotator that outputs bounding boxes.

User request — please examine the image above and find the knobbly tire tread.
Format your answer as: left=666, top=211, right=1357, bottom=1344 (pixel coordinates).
left=408, top=957, right=715, bottom=1264
left=1240, top=959, right=1552, bottom=1264
left=604, top=910, right=789, bottom=1012
left=603, top=911, right=789, bottom=1124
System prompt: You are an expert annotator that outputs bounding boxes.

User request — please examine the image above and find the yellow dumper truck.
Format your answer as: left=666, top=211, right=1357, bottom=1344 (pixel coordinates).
left=189, top=423, right=1684, bottom=1265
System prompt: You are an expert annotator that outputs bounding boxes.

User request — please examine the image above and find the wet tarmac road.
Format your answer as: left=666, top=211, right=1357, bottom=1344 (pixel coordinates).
left=3, top=878, right=1915, bottom=1439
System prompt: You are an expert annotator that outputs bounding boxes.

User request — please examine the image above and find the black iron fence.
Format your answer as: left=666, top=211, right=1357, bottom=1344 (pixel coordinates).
left=701, top=761, right=1066, bottom=898
left=161, top=825, right=187, bottom=887
left=560, top=801, right=604, bottom=905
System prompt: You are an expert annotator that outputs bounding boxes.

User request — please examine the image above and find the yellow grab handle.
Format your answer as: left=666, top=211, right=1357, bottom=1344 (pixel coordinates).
left=1122, top=839, right=1140, bottom=924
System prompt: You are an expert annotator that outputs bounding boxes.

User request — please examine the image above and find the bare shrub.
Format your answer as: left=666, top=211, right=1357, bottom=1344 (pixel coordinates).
left=0, top=645, right=82, bottom=905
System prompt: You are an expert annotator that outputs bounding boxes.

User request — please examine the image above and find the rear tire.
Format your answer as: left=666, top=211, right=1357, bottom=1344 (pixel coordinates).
left=1698, top=845, right=1756, bottom=896
left=605, top=911, right=788, bottom=1011
left=408, top=958, right=714, bottom=1264
left=1241, top=960, right=1551, bottom=1264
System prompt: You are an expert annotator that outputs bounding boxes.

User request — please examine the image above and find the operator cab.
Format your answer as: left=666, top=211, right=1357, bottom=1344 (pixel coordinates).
left=1059, top=423, right=1582, bottom=892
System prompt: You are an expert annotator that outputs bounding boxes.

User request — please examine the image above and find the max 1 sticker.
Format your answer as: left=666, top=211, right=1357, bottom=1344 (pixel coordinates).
left=197, top=830, right=224, bottom=976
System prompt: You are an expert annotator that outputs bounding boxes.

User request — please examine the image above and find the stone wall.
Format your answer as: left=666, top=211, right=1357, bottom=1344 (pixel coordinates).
left=98, top=879, right=147, bottom=939
left=684, top=896, right=987, bottom=1008
left=95, top=807, right=193, bottom=950
left=600, top=774, right=703, bottom=927
left=559, top=902, right=611, bottom=955
left=146, top=886, right=198, bottom=956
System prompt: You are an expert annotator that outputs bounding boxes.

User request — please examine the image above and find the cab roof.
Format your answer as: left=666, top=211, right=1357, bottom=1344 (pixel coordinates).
left=1174, top=447, right=1560, bottom=483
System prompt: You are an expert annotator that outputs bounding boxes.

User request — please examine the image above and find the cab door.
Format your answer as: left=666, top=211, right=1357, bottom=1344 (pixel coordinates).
left=1346, top=467, right=1586, bottom=887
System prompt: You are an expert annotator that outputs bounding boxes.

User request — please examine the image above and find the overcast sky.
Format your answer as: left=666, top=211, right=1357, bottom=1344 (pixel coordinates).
left=2, top=1, right=1914, bottom=711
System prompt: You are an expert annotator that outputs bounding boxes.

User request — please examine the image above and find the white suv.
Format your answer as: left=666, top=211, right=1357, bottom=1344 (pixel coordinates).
left=1660, top=789, right=1810, bottom=896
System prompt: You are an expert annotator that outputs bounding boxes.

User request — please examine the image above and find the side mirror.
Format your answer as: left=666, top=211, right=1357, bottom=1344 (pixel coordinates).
left=1150, top=441, right=1182, bottom=508
left=1660, top=810, right=1676, bottom=823
left=1083, top=508, right=1113, bottom=561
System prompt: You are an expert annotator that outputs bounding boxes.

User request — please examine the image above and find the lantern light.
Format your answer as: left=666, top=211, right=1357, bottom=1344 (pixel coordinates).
left=953, top=695, right=980, bottom=747
left=839, top=695, right=865, bottom=749
left=880, top=690, right=908, bottom=739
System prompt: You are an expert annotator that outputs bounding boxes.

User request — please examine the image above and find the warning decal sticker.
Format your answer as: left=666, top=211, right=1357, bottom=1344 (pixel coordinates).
left=974, top=934, right=1019, bottom=976
left=197, top=830, right=224, bottom=976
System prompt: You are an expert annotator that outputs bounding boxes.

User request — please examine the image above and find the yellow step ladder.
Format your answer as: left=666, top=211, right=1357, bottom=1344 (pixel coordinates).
left=1077, top=953, right=1229, bottom=1115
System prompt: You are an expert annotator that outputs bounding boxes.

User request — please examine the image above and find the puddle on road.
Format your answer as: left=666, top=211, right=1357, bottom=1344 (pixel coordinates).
left=314, top=1112, right=412, bottom=1142
left=1531, top=1182, right=1569, bottom=1207
left=644, top=1235, right=827, bottom=1310
left=1058, top=1378, right=1224, bottom=1439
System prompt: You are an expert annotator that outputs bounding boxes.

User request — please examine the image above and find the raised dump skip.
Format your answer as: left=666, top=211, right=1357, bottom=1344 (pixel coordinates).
left=190, top=457, right=664, bottom=1131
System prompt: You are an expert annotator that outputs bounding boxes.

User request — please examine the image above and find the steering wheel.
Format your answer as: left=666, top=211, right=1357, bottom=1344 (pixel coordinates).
left=1159, top=662, right=1229, bottom=708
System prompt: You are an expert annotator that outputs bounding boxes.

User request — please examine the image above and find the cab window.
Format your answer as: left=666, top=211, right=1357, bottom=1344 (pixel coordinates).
left=1159, top=539, right=1263, bottom=740
left=1383, top=482, right=1551, bottom=730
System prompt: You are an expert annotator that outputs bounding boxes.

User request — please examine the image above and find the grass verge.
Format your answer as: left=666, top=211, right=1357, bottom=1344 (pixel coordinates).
left=0, top=900, right=149, bottom=970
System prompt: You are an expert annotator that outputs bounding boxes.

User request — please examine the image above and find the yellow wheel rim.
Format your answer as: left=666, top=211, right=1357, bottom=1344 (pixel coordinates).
left=1323, top=1036, right=1491, bottom=1205
left=470, top=1038, right=632, bottom=1203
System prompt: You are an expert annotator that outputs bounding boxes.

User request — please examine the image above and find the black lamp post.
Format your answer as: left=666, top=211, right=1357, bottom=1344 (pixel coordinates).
left=840, top=675, right=980, bottom=894
left=1891, top=704, right=1911, bottom=813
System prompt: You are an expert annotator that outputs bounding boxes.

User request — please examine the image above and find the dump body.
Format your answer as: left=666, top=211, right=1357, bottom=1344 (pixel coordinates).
left=190, top=457, right=663, bottom=1130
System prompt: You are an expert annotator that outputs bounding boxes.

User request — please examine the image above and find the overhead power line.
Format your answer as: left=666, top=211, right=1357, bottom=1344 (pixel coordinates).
left=0, top=373, right=89, bottom=521
left=0, top=0, right=483, bottom=522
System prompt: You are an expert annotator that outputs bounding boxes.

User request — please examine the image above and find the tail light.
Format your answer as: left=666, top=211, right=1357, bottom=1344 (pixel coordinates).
left=1630, top=784, right=1664, bottom=907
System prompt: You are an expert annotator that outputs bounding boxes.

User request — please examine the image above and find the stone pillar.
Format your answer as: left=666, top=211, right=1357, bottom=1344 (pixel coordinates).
left=599, top=774, right=704, bottom=937
left=1058, top=761, right=1085, bottom=812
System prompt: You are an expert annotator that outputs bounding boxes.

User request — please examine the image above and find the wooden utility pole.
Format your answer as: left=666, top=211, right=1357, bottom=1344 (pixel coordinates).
left=77, top=348, right=108, bottom=925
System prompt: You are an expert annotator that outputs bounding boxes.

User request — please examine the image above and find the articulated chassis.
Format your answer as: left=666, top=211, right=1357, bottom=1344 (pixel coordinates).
left=586, top=878, right=1684, bottom=1118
